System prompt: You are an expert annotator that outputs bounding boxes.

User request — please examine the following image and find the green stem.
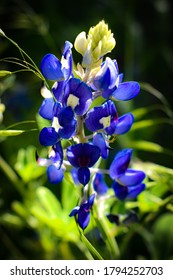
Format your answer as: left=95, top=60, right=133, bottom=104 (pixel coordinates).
left=76, top=116, right=87, bottom=143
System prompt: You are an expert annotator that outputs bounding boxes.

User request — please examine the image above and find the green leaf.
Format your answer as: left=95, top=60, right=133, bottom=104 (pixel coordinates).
left=0, top=70, right=12, bottom=77
left=131, top=118, right=173, bottom=131
left=129, top=140, right=173, bottom=155
left=0, top=130, right=24, bottom=136
left=15, top=145, right=45, bottom=182
left=138, top=191, right=162, bottom=213
left=0, top=213, right=24, bottom=227
left=35, top=186, right=62, bottom=219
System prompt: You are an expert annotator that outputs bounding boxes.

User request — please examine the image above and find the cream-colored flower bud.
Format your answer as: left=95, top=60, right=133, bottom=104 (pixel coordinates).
left=74, top=31, right=88, bottom=55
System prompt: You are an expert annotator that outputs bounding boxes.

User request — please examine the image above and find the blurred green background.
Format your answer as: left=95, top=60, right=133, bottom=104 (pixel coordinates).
left=0, top=0, right=173, bottom=260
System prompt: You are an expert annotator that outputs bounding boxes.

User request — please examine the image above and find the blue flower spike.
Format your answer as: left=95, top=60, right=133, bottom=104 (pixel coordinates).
left=69, top=194, right=95, bottom=230
left=38, top=21, right=146, bottom=230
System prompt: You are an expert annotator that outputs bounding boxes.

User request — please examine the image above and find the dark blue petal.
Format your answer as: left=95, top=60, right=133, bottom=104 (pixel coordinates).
left=85, top=100, right=117, bottom=132
left=118, top=169, right=146, bottom=186
left=114, top=113, right=134, bottom=135
left=39, top=127, right=59, bottom=146
left=40, top=54, right=64, bottom=81
left=87, top=193, right=95, bottom=209
left=112, top=181, right=145, bottom=200
left=69, top=206, right=80, bottom=217
left=66, top=143, right=100, bottom=168
left=112, top=181, right=128, bottom=200
left=39, top=98, right=54, bottom=120
left=62, top=41, right=73, bottom=80
left=109, top=148, right=132, bottom=179
left=71, top=168, right=80, bottom=185
left=57, top=106, right=77, bottom=139
left=64, top=78, right=92, bottom=116
left=93, top=173, right=108, bottom=195
left=47, top=165, right=64, bottom=184
left=52, top=81, right=65, bottom=102
left=112, top=81, right=140, bottom=101
left=93, top=133, right=109, bottom=159
left=126, top=183, right=145, bottom=199
left=77, top=167, right=90, bottom=186
left=77, top=209, right=90, bottom=230
left=94, top=58, right=118, bottom=91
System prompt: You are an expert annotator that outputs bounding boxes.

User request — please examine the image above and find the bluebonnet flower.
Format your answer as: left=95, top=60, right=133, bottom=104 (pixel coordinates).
left=91, top=56, right=140, bottom=101
left=63, top=77, right=92, bottom=116
left=109, top=149, right=146, bottom=200
left=36, top=142, right=64, bottom=184
left=69, top=194, right=95, bottom=230
left=39, top=105, right=77, bottom=146
left=41, top=41, right=73, bottom=102
left=85, top=100, right=134, bottom=136
left=85, top=100, right=118, bottom=134
left=66, top=143, right=101, bottom=186
left=91, top=57, right=119, bottom=99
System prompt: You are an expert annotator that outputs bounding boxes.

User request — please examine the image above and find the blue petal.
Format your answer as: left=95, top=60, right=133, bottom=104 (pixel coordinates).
left=109, top=148, right=133, bottom=179
left=77, top=209, right=90, bottom=230
left=112, top=181, right=145, bottom=200
left=52, top=81, right=65, bottom=102
left=64, top=78, right=92, bottom=116
left=69, top=206, right=80, bottom=217
left=114, top=113, right=134, bottom=135
left=94, top=58, right=118, bottom=91
left=40, top=54, right=64, bottom=81
left=126, top=183, right=146, bottom=199
left=58, top=106, right=77, bottom=139
left=112, top=82, right=140, bottom=101
left=66, top=143, right=100, bottom=168
left=87, top=193, right=95, bottom=209
left=62, top=41, right=73, bottom=80
left=47, top=165, right=64, bottom=184
left=93, top=133, right=109, bottom=159
left=39, top=98, right=54, bottom=120
left=85, top=100, right=117, bottom=132
left=77, top=167, right=90, bottom=186
left=71, top=168, right=80, bottom=185
left=93, top=173, right=108, bottom=195
left=39, top=127, right=59, bottom=146
left=118, top=169, right=146, bottom=186
left=112, top=181, right=128, bottom=200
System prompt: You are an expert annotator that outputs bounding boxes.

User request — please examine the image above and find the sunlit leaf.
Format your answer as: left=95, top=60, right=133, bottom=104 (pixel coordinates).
left=35, top=186, right=62, bottom=219
left=0, top=213, right=24, bottom=227
left=131, top=118, right=173, bottom=131
left=0, top=130, right=24, bottom=136
left=0, top=70, right=12, bottom=77
left=138, top=191, right=162, bottom=213
left=129, top=140, right=173, bottom=155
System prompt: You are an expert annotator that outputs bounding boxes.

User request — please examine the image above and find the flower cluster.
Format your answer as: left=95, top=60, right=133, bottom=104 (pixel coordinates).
left=37, top=21, right=146, bottom=230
